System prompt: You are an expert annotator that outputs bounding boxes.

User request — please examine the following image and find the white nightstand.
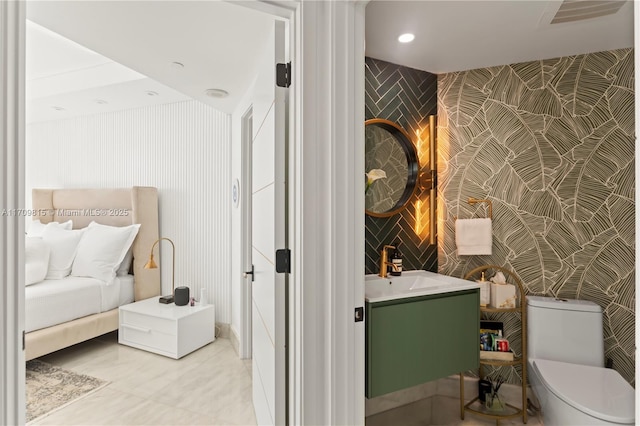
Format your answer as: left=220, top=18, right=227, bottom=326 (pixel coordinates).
left=119, top=297, right=215, bottom=359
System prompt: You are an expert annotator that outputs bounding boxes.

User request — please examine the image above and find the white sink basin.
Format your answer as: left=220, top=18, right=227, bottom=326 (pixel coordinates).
left=365, top=270, right=480, bottom=302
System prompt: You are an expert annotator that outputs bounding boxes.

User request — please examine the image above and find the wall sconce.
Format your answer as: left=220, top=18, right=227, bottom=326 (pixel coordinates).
left=145, top=237, right=175, bottom=304
left=414, top=199, right=429, bottom=237
left=414, top=115, right=437, bottom=245
left=429, top=115, right=436, bottom=246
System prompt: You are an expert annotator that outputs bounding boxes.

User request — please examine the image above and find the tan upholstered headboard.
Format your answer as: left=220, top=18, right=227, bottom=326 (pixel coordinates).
left=32, top=187, right=161, bottom=301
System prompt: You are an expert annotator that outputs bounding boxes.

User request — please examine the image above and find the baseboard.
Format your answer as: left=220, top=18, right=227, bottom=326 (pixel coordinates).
left=365, top=381, right=437, bottom=417
left=215, top=322, right=230, bottom=339
left=230, top=326, right=240, bottom=356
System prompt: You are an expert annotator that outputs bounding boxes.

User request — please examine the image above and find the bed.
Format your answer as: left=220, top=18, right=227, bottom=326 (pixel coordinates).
left=25, top=187, right=161, bottom=361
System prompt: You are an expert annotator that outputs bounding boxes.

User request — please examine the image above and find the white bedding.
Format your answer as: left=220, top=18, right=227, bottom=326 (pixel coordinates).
left=25, top=275, right=135, bottom=333
left=117, top=274, right=135, bottom=307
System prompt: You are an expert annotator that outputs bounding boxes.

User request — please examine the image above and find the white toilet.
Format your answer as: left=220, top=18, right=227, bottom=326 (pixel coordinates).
left=527, top=296, right=635, bottom=425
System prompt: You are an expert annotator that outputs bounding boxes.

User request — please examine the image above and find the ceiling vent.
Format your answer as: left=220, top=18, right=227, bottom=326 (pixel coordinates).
left=551, top=0, right=627, bottom=24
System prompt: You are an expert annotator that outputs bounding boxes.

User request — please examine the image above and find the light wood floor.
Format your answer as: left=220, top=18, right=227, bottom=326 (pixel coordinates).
left=31, top=332, right=255, bottom=425
left=30, top=332, right=541, bottom=425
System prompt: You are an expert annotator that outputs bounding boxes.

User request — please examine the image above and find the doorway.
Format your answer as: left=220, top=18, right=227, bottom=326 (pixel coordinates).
left=19, top=1, right=292, bottom=424
left=4, top=2, right=371, bottom=425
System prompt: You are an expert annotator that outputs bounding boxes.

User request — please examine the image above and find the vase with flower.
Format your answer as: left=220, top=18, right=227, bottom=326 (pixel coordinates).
left=365, top=169, right=386, bottom=194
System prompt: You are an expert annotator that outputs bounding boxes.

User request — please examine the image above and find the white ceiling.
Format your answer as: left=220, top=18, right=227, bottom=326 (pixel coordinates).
left=366, top=0, right=634, bottom=74
left=26, top=21, right=192, bottom=123
left=26, top=1, right=634, bottom=124
left=26, top=1, right=275, bottom=123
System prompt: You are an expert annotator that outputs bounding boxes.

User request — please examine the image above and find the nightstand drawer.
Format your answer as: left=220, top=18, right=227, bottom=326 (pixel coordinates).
left=120, top=324, right=177, bottom=355
left=120, top=311, right=176, bottom=335
left=119, top=298, right=215, bottom=359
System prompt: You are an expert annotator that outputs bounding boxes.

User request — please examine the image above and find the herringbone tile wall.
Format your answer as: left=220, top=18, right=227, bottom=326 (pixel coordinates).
left=365, top=57, right=438, bottom=274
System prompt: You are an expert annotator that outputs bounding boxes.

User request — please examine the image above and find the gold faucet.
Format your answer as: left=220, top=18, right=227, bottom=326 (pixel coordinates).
left=379, top=245, right=400, bottom=278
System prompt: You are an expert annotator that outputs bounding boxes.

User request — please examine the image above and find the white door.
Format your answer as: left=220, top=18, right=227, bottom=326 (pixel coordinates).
left=249, top=20, right=287, bottom=426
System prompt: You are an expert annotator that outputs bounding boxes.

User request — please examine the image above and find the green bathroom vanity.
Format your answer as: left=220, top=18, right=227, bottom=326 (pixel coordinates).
left=365, top=271, right=480, bottom=398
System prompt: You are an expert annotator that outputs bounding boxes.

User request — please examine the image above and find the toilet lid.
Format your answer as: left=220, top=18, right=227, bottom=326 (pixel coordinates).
left=533, top=359, right=635, bottom=424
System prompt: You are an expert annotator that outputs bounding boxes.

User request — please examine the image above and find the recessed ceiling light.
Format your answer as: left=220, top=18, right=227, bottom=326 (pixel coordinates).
left=94, top=99, right=108, bottom=105
left=51, top=106, right=65, bottom=111
left=171, top=61, right=184, bottom=69
left=146, top=91, right=159, bottom=96
left=204, top=88, right=229, bottom=98
left=398, top=33, right=415, bottom=43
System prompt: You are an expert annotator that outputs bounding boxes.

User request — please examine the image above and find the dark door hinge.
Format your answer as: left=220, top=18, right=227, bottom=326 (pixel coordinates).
left=22, top=330, right=25, bottom=350
left=275, top=248, right=291, bottom=273
left=355, top=307, right=364, bottom=322
left=243, top=264, right=255, bottom=282
left=276, top=62, right=291, bottom=88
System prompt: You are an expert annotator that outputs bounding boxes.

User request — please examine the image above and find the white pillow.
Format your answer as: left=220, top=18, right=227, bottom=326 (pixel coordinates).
left=71, top=222, right=140, bottom=284
left=117, top=246, right=134, bottom=276
left=27, top=219, right=73, bottom=238
left=41, top=227, right=85, bottom=279
left=24, top=237, right=50, bottom=285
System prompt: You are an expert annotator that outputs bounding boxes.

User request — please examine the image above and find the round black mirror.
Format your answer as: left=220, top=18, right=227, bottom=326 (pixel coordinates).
left=365, top=119, right=419, bottom=217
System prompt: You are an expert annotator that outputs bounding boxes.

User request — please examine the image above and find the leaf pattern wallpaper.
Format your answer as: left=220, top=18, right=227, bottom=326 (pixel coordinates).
left=437, top=48, right=635, bottom=385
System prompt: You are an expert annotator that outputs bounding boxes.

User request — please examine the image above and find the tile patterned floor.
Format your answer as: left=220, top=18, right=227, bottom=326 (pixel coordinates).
left=31, top=332, right=541, bottom=425
left=366, top=395, right=543, bottom=426
left=31, top=332, right=255, bottom=425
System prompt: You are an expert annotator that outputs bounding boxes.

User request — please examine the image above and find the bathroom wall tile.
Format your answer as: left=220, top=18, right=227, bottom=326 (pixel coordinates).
left=365, top=57, right=438, bottom=275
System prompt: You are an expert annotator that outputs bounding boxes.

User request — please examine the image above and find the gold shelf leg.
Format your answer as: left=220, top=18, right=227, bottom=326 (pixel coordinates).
left=459, top=372, right=465, bottom=420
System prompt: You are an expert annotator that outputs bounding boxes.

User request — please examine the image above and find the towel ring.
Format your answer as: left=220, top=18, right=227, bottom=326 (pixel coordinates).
left=454, top=197, right=493, bottom=220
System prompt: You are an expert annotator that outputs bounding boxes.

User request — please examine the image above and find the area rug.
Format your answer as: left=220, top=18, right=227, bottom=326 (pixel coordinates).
left=26, top=359, right=109, bottom=423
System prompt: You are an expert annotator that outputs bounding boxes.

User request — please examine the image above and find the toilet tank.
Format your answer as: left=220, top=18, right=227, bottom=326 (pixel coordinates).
left=526, top=296, right=604, bottom=367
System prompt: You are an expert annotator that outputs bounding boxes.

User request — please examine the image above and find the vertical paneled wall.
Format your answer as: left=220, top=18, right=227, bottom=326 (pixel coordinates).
left=438, top=49, right=635, bottom=385
left=365, top=57, right=438, bottom=274
left=26, top=100, right=232, bottom=324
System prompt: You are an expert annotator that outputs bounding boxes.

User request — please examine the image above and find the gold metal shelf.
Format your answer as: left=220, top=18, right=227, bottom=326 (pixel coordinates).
left=480, top=306, right=521, bottom=314
left=460, top=265, right=528, bottom=425
left=480, top=356, right=523, bottom=367
left=463, top=397, right=525, bottom=421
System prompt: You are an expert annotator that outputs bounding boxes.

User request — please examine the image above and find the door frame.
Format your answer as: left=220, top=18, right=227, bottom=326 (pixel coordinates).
left=3, top=0, right=371, bottom=424
left=234, top=1, right=368, bottom=424
left=285, top=1, right=368, bottom=424
left=0, top=1, right=26, bottom=425
left=240, top=106, right=253, bottom=360
left=239, top=2, right=368, bottom=424
left=291, top=0, right=368, bottom=425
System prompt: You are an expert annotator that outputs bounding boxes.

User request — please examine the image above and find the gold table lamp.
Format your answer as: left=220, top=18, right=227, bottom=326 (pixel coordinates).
left=144, top=237, right=175, bottom=304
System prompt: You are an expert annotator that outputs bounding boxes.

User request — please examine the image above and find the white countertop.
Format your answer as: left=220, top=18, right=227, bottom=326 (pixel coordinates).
left=365, top=270, right=480, bottom=303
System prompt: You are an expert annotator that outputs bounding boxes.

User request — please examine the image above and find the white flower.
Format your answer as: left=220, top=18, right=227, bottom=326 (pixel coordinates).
left=366, top=169, right=387, bottom=193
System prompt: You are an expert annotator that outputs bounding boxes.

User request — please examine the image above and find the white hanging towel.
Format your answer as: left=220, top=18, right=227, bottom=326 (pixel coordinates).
left=455, top=218, right=492, bottom=255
